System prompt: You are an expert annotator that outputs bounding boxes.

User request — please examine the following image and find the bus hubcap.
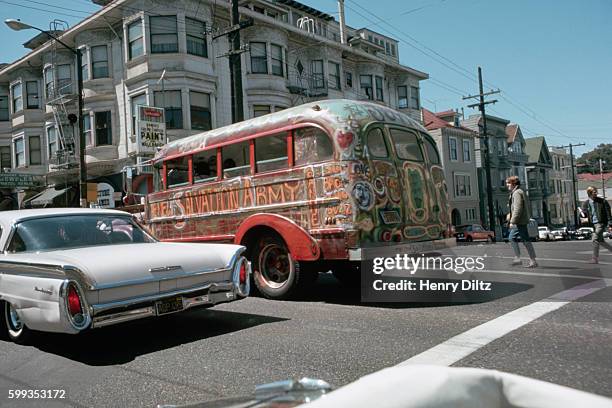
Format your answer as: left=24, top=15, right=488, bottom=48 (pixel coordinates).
left=260, top=244, right=292, bottom=289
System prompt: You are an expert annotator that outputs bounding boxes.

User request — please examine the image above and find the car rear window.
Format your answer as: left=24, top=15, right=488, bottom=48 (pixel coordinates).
left=6, top=215, right=155, bottom=253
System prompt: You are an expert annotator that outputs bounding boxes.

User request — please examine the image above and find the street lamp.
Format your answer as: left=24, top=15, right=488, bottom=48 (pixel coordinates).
left=5, top=18, right=87, bottom=208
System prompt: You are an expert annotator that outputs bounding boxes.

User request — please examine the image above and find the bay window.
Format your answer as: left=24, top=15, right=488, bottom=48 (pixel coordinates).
left=150, top=16, right=178, bottom=53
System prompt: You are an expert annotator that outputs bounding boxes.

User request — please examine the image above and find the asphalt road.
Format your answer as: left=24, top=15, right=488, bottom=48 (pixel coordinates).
left=1, top=240, right=611, bottom=407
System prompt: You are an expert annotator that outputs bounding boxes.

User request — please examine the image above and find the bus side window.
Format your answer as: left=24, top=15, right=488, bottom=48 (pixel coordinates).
left=421, top=133, right=440, bottom=165
left=366, top=128, right=388, bottom=158
left=294, top=127, right=333, bottom=166
left=166, top=156, right=189, bottom=188
left=389, top=128, right=423, bottom=162
left=193, top=149, right=217, bottom=182
left=222, top=141, right=250, bottom=178
left=255, top=132, right=288, bottom=173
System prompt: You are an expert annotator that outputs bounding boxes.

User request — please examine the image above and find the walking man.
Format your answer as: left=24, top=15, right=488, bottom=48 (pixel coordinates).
left=506, top=176, right=538, bottom=268
left=580, top=186, right=612, bottom=264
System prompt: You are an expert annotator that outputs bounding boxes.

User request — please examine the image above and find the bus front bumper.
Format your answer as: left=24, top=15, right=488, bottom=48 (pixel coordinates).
left=348, top=238, right=456, bottom=261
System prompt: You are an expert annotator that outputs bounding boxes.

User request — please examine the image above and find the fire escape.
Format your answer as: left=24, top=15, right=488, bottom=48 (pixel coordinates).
left=46, top=20, right=77, bottom=171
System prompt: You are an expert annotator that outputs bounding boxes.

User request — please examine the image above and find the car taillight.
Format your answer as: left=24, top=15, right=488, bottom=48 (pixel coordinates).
left=67, top=284, right=82, bottom=316
left=239, top=262, right=247, bottom=284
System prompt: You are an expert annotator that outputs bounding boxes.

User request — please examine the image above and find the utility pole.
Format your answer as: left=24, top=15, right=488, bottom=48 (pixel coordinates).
left=213, top=0, right=253, bottom=123
left=463, top=67, right=500, bottom=239
left=555, top=143, right=585, bottom=227
left=600, top=158, right=606, bottom=199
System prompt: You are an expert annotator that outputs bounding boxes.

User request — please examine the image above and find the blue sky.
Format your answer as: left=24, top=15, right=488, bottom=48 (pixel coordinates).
left=1, top=0, right=610, bottom=156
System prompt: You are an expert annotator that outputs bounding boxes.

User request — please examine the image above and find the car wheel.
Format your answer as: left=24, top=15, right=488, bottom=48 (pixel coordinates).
left=466, top=236, right=473, bottom=242
left=252, top=234, right=317, bottom=299
left=487, top=235, right=495, bottom=243
left=2, top=301, right=32, bottom=344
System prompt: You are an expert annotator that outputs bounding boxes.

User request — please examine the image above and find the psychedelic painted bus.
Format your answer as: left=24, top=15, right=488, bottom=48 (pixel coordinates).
left=144, top=99, right=454, bottom=299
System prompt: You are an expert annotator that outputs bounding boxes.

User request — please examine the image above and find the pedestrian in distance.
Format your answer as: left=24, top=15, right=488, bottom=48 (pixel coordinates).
left=580, top=186, right=612, bottom=264
left=506, top=176, right=538, bottom=268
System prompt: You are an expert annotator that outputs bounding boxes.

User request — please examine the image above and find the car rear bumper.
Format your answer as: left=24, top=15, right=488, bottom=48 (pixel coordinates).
left=90, top=261, right=251, bottom=329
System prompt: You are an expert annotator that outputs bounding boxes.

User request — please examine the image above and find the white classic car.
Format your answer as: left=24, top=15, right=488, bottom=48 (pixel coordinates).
left=0, top=208, right=250, bottom=343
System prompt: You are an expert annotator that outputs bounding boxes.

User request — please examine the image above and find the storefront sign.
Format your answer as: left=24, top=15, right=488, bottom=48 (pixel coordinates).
left=136, top=106, right=166, bottom=154
left=0, top=173, right=37, bottom=188
left=97, top=182, right=115, bottom=208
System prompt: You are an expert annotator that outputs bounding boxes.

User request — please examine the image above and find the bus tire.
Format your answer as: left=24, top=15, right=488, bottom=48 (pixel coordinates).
left=253, top=235, right=316, bottom=299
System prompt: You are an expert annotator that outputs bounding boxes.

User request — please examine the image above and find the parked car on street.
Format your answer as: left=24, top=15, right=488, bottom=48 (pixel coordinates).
left=576, top=227, right=594, bottom=240
left=454, top=224, right=495, bottom=242
left=538, top=226, right=555, bottom=241
left=501, top=218, right=538, bottom=242
left=551, top=228, right=568, bottom=240
left=0, top=209, right=250, bottom=343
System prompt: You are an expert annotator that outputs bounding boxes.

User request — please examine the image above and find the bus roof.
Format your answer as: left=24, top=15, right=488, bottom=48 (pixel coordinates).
left=154, top=99, right=427, bottom=162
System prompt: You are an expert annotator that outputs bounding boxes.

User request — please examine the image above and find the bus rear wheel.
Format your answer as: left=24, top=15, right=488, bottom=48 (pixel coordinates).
left=253, top=235, right=317, bottom=299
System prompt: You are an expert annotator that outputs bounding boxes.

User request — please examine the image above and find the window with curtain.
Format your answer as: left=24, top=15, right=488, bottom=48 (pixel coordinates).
left=11, top=83, right=22, bottom=113
left=14, top=138, right=25, bottom=167
left=186, top=18, right=207, bottom=57
left=92, top=46, right=109, bottom=78
left=44, top=68, right=53, bottom=98
left=150, top=16, right=178, bottom=53
left=360, top=75, right=373, bottom=100
left=311, top=60, right=324, bottom=88
left=189, top=91, right=211, bottom=131
left=250, top=42, right=267, bottom=73
left=128, top=19, right=144, bottom=59
left=0, top=95, right=8, bottom=121
left=84, top=114, right=92, bottom=146
left=0, top=146, right=11, bottom=168
left=57, top=64, right=72, bottom=94
left=410, top=86, right=420, bottom=109
left=328, top=62, right=340, bottom=90
left=26, top=81, right=39, bottom=109
left=81, top=48, right=89, bottom=81
left=95, top=111, right=112, bottom=145
left=154, top=90, right=183, bottom=129
left=397, top=86, right=408, bottom=108
left=253, top=105, right=271, bottom=117
left=270, top=44, right=283, bottom=76
left=29, top=136, right=41, bottom=165
left=47, top=127, right=57, bottom=159
left=375, top=76, right=383, bottom=101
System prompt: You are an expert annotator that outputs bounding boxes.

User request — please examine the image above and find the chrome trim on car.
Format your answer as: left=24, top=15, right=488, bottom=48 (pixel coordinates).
left=91, top=281, right=238, bottom=329
left=149, top=265, right=182, bottom=273
left=91, top=307, right=156, bottom=329
left=232, top=256, right=251, bottom=298
left=59, top=280, right=92, bottom=331
left=0, top=262, right=96, bottom=290
left=91, top=281, right=234, bottom=314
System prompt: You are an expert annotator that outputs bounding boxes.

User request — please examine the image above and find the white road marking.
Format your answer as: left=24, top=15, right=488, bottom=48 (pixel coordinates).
left=397, top=279, right=611, bottom=367
left=576, top=251, right=612, bottom=256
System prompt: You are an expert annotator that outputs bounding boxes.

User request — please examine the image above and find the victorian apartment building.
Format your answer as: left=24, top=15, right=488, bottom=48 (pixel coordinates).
left=0, top=0, right=427, bottom=207
left=547, top=146, right=575, bottom=226
left=461, top=113, right=515, bottom=233
left=524, top=136, right=553, bottom=225
left=423, top=108, right=479, bottom=227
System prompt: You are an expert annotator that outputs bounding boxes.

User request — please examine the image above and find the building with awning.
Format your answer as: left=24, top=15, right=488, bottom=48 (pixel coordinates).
left=23, top=186, right=74, bottom=208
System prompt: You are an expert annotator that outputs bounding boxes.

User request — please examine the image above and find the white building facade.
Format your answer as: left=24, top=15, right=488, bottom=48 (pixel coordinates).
left=0, top=0, right=427, bottom=207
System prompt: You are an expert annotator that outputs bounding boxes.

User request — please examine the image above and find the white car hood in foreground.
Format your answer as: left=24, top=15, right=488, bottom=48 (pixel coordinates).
left=1, top=242, right=242, bottom=288
left=301, top=365, right=612, bottom=408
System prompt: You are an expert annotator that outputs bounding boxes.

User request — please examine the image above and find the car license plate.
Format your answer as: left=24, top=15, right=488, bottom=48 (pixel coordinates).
left=156, top=296, right=184, bottom=315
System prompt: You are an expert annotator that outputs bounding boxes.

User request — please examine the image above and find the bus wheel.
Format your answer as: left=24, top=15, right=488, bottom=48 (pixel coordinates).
left=254, top=235, right=316, bottom=299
